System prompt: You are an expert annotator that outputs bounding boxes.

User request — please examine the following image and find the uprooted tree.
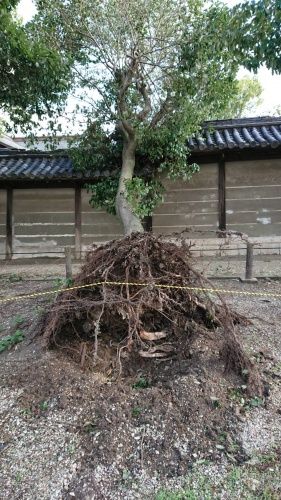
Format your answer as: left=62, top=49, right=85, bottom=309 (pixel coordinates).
left=32, top=0, right=281, bottom=394
left=32, top=0, right=243, bottom=234
left=30, top=0, right=281, bottom=234
left=39, top=231, right=263, bottom=397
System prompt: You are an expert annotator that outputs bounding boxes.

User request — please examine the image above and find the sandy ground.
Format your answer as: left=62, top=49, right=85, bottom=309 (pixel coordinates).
left=0, top=254, right=281, bottom=280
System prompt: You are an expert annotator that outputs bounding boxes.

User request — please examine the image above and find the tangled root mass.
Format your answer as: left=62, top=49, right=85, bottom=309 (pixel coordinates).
left=39, top=232, right=263, bottom=396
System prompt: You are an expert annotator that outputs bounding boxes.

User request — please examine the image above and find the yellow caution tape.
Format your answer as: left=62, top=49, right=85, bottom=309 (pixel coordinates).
left=0, top=281, right=280, bottom=304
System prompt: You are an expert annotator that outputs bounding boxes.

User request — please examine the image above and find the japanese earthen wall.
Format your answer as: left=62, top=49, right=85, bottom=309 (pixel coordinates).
left=0, top=158, right=280, bottom=259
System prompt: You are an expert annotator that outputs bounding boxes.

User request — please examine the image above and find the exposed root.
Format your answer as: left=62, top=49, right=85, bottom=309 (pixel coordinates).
left=38, top=232, right=262, bottom=396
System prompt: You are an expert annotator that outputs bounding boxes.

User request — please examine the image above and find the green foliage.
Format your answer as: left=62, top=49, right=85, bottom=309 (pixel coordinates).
left=122, top=469, right=133, bottom=483
left=138, top=121, right=201, bottom=181
left=274, top=106, right=281, bottom=117
left=131, top=406, right=141, bottom=418
left=124, top=178, right=165, bottom=218
left=86, top=424, right=96, bottom=434
left=156, top=475, right=213, bottom=499
left=250, top=396, right=265, bottom=408
left=132, top=375, right=149, bottom=389
left=210, top=396, right=222, bottom=409
left=67, top=445, right=76, bottom=454
left=0, top=117, right=4, bottom=136
left=14, top=472, right=22, bottom=484
left=86, top=176, right=120, bottom=216
left=70, top=121, right=123, bottom=175
left=40, top=401, right=48, bottom=411
left=192, top=1, right=281, bottom=76
left=19, top=409, right=32, bottom=415
left=228, top=384, right=265, bottom=411
left=74, top=117, right=200, bottom=218
left=53, top=277, right=73, bottom=290
left=216, top=76, right=263, bottom=119
left=0, top=0, right=73, bottom=132
left=180, top=5, right=240, bottom=118
left=156, top=458, right=281, bottom=499
left=0, top=329, right=24, bottom=353
left=0, top=273, right=23, bottom=283
left=231, top=0, right=281, bottom=74
left=11, top=316, right=24, bottom=327
left=86, top=175, right=165, bottom=218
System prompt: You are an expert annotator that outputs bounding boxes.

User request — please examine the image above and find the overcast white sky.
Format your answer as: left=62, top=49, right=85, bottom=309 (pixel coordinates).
left=17, top=0, right=281, bottom=117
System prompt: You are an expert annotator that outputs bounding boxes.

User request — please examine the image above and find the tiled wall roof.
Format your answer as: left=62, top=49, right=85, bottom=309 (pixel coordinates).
left=1, top=117, right=281, bottom=180
left=188, top=116, right=281, bottom=151
left=0, top=154, right=76, bottom=179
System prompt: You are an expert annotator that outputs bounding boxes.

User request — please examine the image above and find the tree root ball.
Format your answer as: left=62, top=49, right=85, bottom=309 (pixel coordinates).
left=38, top=232, right=263, bottom=396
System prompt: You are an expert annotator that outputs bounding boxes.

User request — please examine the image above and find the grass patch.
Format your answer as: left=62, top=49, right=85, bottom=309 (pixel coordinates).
left=155, top=456, right=281, bottom=499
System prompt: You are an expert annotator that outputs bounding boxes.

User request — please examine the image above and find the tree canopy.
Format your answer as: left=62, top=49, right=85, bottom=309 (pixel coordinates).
left=215, top=75, right=263, bottom=119
left=232, top=0, right=281, bottom=74
left=192, top=0, right=281, bottom=75
left=0, top=0, right=72, bottom=131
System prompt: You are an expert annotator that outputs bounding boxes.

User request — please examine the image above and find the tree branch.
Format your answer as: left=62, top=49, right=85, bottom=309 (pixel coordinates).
left=116, top=119, right=135, bottom=143
left=150, top=95, right=171, bottom=129
left=137, top=82, right=151, bottom=121
left=116, top=66, right=136, bottom=139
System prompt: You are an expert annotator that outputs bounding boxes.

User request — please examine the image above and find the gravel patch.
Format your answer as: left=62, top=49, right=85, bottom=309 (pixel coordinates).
left=1, top=387, right=83, bottom=499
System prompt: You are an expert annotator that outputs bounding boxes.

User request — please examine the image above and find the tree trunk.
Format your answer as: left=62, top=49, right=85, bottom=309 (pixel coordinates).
left=115, top=136, right=144, bottom=236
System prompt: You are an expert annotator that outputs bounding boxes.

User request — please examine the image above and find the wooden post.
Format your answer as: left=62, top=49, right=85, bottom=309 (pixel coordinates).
left=245, top=242, right=254, bottom=280
left=143, top=215, right=152, bottom=232
left=6, top=188, right=13, bottom=259
left=75, top=186, right=82, bottom=259
left=65, top=246, right=72, bottom=280
left=218, top=155, right=226, bottom=232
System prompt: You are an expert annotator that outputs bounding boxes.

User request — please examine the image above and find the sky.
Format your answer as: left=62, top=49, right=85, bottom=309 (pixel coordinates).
left=16, top=0, right=281, bottom=119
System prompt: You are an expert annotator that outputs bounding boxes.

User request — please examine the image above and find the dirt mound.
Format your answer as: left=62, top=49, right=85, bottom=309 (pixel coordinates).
left=39, top=232, right=262, bottom=396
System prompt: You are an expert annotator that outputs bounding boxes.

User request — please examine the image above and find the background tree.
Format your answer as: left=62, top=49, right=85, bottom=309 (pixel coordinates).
left=214, top=75, right=263, bottom=119
left=269, top=104, right=281, bottom=116
left=231, top=0, right=281, bottom=74
left=0, top=0, right=72, bottom=133
left=196, top=0, right=281, bottom=75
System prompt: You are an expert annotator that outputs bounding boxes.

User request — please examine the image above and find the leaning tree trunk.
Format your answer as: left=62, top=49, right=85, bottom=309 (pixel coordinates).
left=115, top=134, right=144, bottom=236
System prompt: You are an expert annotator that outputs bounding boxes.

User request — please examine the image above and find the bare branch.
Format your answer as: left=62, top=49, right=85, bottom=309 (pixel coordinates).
left=150, top=95, right=171, bottom=128
left=137, top=82, right=151, bottom=121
